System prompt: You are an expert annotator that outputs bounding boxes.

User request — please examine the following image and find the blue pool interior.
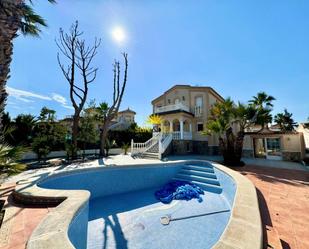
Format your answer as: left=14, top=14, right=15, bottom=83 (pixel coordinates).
left=38, top=161, right=236, bottom=249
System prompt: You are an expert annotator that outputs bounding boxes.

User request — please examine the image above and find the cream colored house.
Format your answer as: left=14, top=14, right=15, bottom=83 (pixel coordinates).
left=243, top=127, right=306, bottom=161
left=60, top=108, right=136, bottom=132
left=147, top=84, right=224, bottom=155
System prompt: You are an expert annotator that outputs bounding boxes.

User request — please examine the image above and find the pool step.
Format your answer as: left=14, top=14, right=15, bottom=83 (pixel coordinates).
left=173, top=178, right=222, bottom=194
left=179, top=169, right=217, bottom=179
left=182, top=165, right=214, bottom=173
left=185, top=163, right=213, bottom=169
left=176, top=173, right=220, bottom=186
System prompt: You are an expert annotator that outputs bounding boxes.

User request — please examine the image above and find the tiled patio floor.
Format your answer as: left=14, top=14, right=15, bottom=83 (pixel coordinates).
left=235, top=165, right=309, bottom=249
left=0, top=183, right=53, bottom=249
left=0, top=163, right=308, bottom=249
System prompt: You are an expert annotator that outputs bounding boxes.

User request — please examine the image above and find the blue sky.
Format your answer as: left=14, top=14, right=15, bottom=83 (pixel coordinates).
left=7, top=0, right=309, bottom=125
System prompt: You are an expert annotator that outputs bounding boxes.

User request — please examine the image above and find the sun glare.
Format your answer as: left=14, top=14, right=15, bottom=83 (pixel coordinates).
left=111, top=26, right=126, bottom=44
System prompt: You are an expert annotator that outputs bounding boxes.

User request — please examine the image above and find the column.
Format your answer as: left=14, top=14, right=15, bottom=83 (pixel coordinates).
left=189, top=123, right=192, bottom=139
left=169, top=120, right=173, bottom=132
left=180, top=119, right=184, bottom=140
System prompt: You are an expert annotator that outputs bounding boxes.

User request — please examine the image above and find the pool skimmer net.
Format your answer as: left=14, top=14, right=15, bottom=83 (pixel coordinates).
left=160, top=209, right=230, bottom=225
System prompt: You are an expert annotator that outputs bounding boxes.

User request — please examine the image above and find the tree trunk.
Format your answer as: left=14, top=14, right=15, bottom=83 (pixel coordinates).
left=0, top=0, right=22, bottom=135
left=72, top=114, right=79, bottom=159
left=99, top=125, right=108, bottom=157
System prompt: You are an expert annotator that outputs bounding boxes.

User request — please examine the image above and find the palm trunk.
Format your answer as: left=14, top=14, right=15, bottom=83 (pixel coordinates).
left=0, top=0, right=22, bottom=135
left=234, top=130, right=245, bottom=163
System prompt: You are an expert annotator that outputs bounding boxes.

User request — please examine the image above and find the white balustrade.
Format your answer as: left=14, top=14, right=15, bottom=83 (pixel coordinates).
left=154, top=102, right=190, bottom=114
left=194, top=106, right=203, bottom=117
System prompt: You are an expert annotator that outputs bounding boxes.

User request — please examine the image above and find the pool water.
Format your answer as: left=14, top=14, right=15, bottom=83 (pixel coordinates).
left=38, top=161, right=236, bottom=249
left=87, top=187, right=231, bottom=249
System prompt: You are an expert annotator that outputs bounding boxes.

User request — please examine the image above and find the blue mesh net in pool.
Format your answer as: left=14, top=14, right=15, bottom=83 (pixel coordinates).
left=155, top=180, right=204, bottom=204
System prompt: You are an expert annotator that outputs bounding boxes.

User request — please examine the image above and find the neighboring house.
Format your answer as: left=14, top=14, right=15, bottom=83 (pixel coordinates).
left=297, top=122, right=309, bottom=154
left=109, top=108, right=136, bottom=130
left=60, top=108, right=136, bottom=133
left=243, top=127, right=306, bottom=161
left=131, top=84, right=224, bottom=158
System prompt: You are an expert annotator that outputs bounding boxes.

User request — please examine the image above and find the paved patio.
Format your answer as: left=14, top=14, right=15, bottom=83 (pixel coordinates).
left=235, top=165, right=309, bottom=249
left=0, top=157, right=308, bottom=249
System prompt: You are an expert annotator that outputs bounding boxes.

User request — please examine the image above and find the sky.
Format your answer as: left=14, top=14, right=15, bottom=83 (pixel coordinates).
left=7, top=0, right=309, bottom=125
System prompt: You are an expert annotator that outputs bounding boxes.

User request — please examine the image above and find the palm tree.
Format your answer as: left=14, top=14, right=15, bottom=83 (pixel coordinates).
left=249, top=91, right=276, bottom=109
left=274, top=109, right=297, bottom=132
left=0, top=0, right=56, bottom=133
left=205, top=98, right=255, bottom=166
left=0, top=144, right=26, bottom=177
left=249, top=92, right=275, bottom=128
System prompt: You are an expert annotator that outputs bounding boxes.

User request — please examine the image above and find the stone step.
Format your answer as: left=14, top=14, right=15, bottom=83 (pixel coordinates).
left=173, top=178, right=222, bottom=194
left=182, top=165, right=214, bottom=173
left=176, top=174, right=220, bottom=186
left=141, top=152, right=159, bottom=159
left=179, top=169, right=217, bottom=179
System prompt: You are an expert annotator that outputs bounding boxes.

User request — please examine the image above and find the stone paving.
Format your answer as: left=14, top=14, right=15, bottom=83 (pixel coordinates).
left=235, top=165, right=309, bottom=249
left=0, top=157, right=308, bottom=249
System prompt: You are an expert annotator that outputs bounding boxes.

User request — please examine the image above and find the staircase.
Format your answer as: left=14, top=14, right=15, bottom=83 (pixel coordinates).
left=173, top=163, right=223, bottom=194
left=131, top=133, right=172, bottom=159
left=141, top=140, right=160, bottom=159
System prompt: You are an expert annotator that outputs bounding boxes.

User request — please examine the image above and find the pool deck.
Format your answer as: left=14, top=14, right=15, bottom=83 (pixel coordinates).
left=0, top=156, right=308, bottom=249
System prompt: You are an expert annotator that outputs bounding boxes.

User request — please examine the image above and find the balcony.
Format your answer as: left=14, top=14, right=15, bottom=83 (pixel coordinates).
left=154, top=102, right=190, bottom=114
left=194, top=106, right=203, bottom=117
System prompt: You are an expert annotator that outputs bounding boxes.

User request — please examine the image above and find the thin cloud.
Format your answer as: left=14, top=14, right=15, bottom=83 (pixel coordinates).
left=52, top=93, right=67, bottom=105
left=7, top=87, right=52, bottom=101
left=52, top=93, right=74, bottom=109
left=6, top=87, right=74, bottom=110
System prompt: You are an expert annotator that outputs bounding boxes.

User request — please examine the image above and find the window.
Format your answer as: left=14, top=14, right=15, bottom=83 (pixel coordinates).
left=195, top=97, right=203, bottom=107
left=175, top=98, right=180, bottom=104
left=182, top=96, right=185, bottom=101
left=197, top=123, right=204, bottom=132
left=167, top=99, right=171, bottom=104
left=266, top=138, right=281, bottom=156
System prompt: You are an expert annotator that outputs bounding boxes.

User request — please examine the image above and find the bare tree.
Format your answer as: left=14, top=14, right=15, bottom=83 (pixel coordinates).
left=97, top=53, right=128, bottom=156
left=56, top=21, right=100, bottom=158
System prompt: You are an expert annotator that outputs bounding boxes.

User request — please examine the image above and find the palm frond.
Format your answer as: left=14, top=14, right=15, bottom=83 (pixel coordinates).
left=20, top=4, right=47, bottom=36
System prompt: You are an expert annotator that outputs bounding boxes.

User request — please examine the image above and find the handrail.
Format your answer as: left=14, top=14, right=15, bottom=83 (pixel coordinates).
left=131, top=133, right=160, bottom=155
left=159, top=133, right=173, bottom=159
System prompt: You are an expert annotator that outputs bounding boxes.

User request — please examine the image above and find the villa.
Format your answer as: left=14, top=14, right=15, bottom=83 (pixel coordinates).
left=132, top=84, right=307, bottom=162
left=151, top=84, right=224, bottom=155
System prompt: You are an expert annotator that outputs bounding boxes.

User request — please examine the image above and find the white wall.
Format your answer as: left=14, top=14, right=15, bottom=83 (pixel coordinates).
left=22, top=148, right=125, bottom=160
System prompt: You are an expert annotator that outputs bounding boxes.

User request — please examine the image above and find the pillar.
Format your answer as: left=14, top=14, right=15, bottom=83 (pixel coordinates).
left=180, top=119, right=184, bottom=140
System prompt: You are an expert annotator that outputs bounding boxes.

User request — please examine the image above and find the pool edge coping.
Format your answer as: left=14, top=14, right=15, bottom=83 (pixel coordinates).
left=13, top=160, right=262, bottom=249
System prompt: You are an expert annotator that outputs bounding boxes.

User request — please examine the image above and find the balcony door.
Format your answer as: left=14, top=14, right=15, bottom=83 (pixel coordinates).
left=195, top=97, right=203, bottom=116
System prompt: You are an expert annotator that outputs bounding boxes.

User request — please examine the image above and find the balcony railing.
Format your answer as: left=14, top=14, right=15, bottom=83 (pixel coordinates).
left=194, top=106, right=203, bottom=117
left=154, top=102, right=190, bottom=114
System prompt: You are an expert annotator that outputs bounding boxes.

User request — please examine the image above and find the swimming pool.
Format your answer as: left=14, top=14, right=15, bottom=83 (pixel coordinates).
left=35, top=161, right=234, bottom=249
left=13, top=159, right=263, bottom=249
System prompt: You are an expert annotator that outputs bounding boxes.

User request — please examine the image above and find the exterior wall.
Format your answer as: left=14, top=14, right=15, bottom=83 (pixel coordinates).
left=170, top=140, right=219, bottom=156
left=117, top=112, right=135, bottom=123
left=297, top=124, right=309, bottom=151
left=243, top=133, right=306, bottom=161
left=152, top=85, right=224, bottom=145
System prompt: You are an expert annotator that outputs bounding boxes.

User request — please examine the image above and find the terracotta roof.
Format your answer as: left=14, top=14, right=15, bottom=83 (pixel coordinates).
left=118, top=108, right=136, bottom=114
